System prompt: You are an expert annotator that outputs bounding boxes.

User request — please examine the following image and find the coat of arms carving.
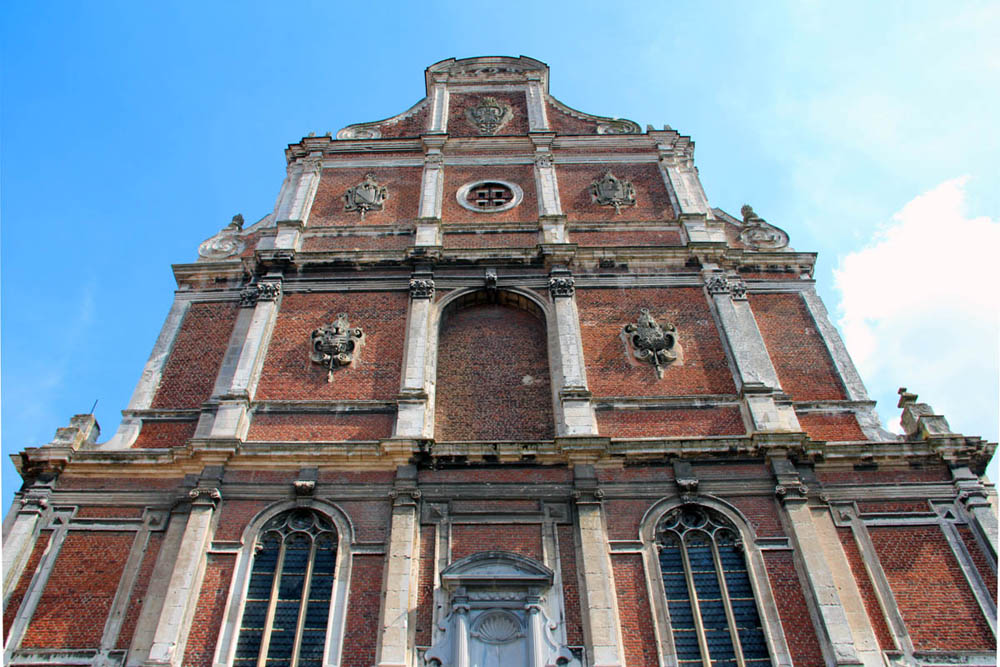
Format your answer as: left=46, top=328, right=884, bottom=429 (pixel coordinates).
left=590, top=170, right=636, bottom=214
left=466, top=96, right=513, bottom=135
left=623, top=308, right=679, bottom=378
left=343, top=173, right=388, bottom=220
left=310, top=313, right=364, bottom=383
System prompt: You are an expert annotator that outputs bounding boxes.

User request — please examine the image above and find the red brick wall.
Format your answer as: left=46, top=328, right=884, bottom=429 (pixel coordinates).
left=75, top=505, right=145, bottom=519
left=749, top=293, right=846, bottom=401
left=450, top=499, right=540, bottom=513
left=246, top=412, right=394, bottom=441
left=450, top=524, right=543, bottom=561
left=797, top=413, right=866, bottom=442
left=694, top=463, right=770, bottom=479
left=857, top=501, right=930, bottom=514
left=441, top=165, right=537, bottom=223
left=215, top=499, right=271, bottom=542
left=837, top=528, right=895, bottom=649
left=764, top=551, right=825, bottom=666
left=22, top=531, right=134, bottom=648
left=448, top=92, right=529, bottom=137
left=611, top=554, right=659, bottom=667
left=302, top=233, right=414, bottom=251
left=596, top=406, right=745, bottom=438
left=3, top=531, right=50, bottom=642
left=547, top=101, right=597, bottom=134
left=116, top=533, right=163, bottom=649
left=131, top=419, right=197, bottom=449
left=728, top=496, right=784, bottom=538
left=341, top=554, right=384, bottom=667
left=256, top=291, right=406, bottom=401
left=309, top=167, right=423, bottom=227
left=151, top=302, right=239, bottom=409
left=222, top=469, right=299, bottom=484
left=578, top=287, right=736, bottom=397
left=182, top=553, right=236, bottom=667
left=318, top=469, right=396, bottom=485
left=557, top=164, right=675, bottom=222
left=596, top=464, right=674, bottom=484
left=557, top=524, right=583, bottom=645
left=816, top=465, right=951, bottom=485
left=418, top=467, right=571, bottom=484
left=375, top=103, right=429, bottom=138
left=435, top=303, right=554, bottom=441
left=338, top=500, right=391, bottom=543
left=55, top=476, right=183, bottom=491
left=870, top=525, right=993, bottom=649
left=957, top=524, right=997, bottom=604
left=415, top=525, right=436, bottom=646
left=605, top=499, right=652, bottom=540
left=443, top=231, right=538, bottom=248
left=570, top=229, right=683, bottom=246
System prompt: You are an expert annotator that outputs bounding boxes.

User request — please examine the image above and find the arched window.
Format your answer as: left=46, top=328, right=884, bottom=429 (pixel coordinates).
left=233, top=508, right=338, bottom=667
left=657, top=505, right=770, bottom=666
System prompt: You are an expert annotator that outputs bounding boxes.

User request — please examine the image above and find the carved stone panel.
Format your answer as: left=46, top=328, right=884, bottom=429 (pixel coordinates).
left=589, top=170, right=636, bottom=214
left=622, top=308, right=680, bottom=378
left=465, top=96, right=513, bottom=135
left=309, top=313, right=364, bottom=382
left=343, top=173, right=388, bottom=219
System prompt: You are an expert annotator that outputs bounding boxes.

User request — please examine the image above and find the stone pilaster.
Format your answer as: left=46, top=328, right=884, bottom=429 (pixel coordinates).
left=2, top=490, right=48, bottom=604
left=279, top=152, right=323, bottom=229
left=375, top=467, right=421, bottom=667
left=416, top=136, right=446, bottom=246
left=525, top=77, right=549, bottom=131
left=548, top=274, right=598, bottom=436
left=395, top=277, right=435, bottom=438
left=427, top=78, right=449, bottom=134
left=656, top=137, right=712, bottom=217
left=953, top=465, right=999, bottom=559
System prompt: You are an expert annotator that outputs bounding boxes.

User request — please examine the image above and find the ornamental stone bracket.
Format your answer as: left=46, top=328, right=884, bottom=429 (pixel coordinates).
left=547, top=276, right=575, bottom=298
left=409, top=278, right=436, bottom=299
left=343, top=173, right=388, bottom=220
left=197, top=214, right=246, bottom=261
left=310, top=313, right=365, bottom=383
left=739, top=205, right=790, bottom=251
left=238, top=280, right=281, bottom=307
left=705, top=275, right=747, bottom=300
left=589, top=170, right=636, bottom=214
left=621, top=309, right=681, bottom=378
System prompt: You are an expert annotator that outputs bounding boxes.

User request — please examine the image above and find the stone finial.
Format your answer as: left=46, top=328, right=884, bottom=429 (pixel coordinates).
left=228, top=214, right=244, bottom=231
left=897, top=387, right=953, bottom=439
left=48, top=414, right=100, bottom=451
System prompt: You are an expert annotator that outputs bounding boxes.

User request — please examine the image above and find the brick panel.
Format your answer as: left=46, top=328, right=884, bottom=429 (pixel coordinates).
left=418, top=467, right=571, bottom=484
left=215, top=499, right=270, bottom=542
left=557, top=525, right=584, bottom=646
left=309, top=167, right=423, bottom=227
left=450, top=499, right=539, bottom=513
left=338, top=500, right=391, bottom=543
left=450, top=524, right=543, bottom=561
left=375, top=103, right=429, bottom=138
left=611, top=554, right=658, bottom=667
left=318, top=469, right=396, bottom=485
left=448, top=92, right=529, bottom=137
left=870, top=525, right=994, bottom=650
left=55, top=476, right=183, bottom=491
left=957, top=524, right=997, bottom=604
left=596, top=464, right=674, bottom=484
left=302, top=233, right=414, bottom=251
left=798, top=413, right=866, bottom=442
left=435, top=304, right=554, bottom=441
left=857, top=500, right=930, bottom=514
left=694, top=463, right=770, bottom=479
left=578, top=287, right=736, bottom=397
left=816, top=464, right=951, bottom=485
left=341, top=554, right=384, bottom=667
left=181, top=553, right=236, bottom=667
left=442, top=231, right=538, bottom=248
left=557, top=164, right=675, bottom=222
left=415, top=525, right=436, bottom=646
left=74, top=505, right=145, bottom=519
left=22, top=531, right=134, bottom=648
left=247, top=412, right=394, bottom=441
left=739, top=271, right=802, bottom=280
left=131, top=419, right=197, bottom=449
left=222, top=469, right=299, bottom=484
left=750, top=293, right=846, bottom=401
left=116, top=533, right=163, bottom=649
left=728, top=496, right=784, bottom=537
left=3, top=531, right=50, bottom=643
left=256, top=292, right=406, bottom=401
left=837, top=528, right=895, bottom=649
left=547, top=101, right=597, bottom=134
left=570, top=229, right=683, bottom=246
left=596, top=406, right=745, bottom=438
left=151, top=301, right=239, bottom=409
left=605, top=499, right=651, bottom=540
left=764, top=551, right=825, bottom=666
left=441, top=165, right=538, bottom=223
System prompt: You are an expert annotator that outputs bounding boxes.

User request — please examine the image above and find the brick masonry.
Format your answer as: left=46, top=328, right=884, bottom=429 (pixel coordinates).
left=309, top=167, right=424, bottom=227
left=577, top=287, right=736, bottom=397
left=605, top=499, right=653, bottom=541
left=957, top=524, right=997, bottom=604
left=764, top=550, right=825, bottom=666
left=417, top=467, right=572, bottom=484
left=302, top=232, right=414, bottom=252
left=341, top=554, right=384, bottom=667
left=3, top=531, right=50, bottom=643
left=54, top=476, right=184, bottom=491
left=182, top=553, right=236, bottom=667
left=415, top=525, right=436, bottom=647
left=450, top=523, right=543, bottom=561
left=595, top=464, right=675, bottom=484
left=74, top=505, right=145, bottom=519
left=131, top=419, right=198, bottom=449
left=337, top=500, right=391, bottom=543
left=797, top=413, right=866, bottom=442
left=215, top=499, right=271, bottom=542
left=557, top=164, right=676, bottom=222
left=116, top=532, right=163, bottom=649
left=611, top=554, right=659, bottom=667
left=727, top=495, right=785, bottom=538
left=442, top=231, right=538, bottom=248
left=557, top=524, right=584, bottom=646
left=441, top=165, right=538, bottom=223
left=596, top=406, right=745, bottom=438
left=246, top=412, right=395, bottom=441
left=815, top=464, right=951, bottom=485
left=546, top=101, right=597, bottom=134
left=569, top=229, right=683, bottom=246
left=435, top=303, right=554, bottom=441
left=837, top=528, right=895, bottom=650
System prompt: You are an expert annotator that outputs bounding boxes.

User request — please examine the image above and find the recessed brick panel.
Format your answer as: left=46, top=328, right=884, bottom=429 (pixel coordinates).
left=450, top=523, right=543, bottom=561
left=302, top=232, right=414, bottom=251
left=557, top=164, right=675, bottom=222
left=256, top=292, right=406, bottom=401
left=342, top=554, right=384, bottom=667
left=309, top=167, right=423, bottom=227
left=450, top=499, right=540, bottom=513
left=441, top=165, right=538, bottom=223
left=151, top=301, right=239, bottom=409
left=596, top=464, right=675, bottom=484
left=3, top=531, right=50, bottom=643
left=857, top=500, right=930, bottom=514
left=435, top=303, right=554, bottom=441
left=557, top=525, right=584, bottom=646
left=246, top=412, right=394, bottom=441
left=870, top=525, right=994, bottom=650
left=605, top=499, right=652, bottom=540
left=957, top=524, right=997, bottom=604
left=578, top=287, right=736, bottom=397
left=318, top=469, right=396, bottom=485
left=596, top=406, right=745, bottom=438
left=570, top=229, right=683, bottom=246
left=131, top=420, right=197, bottom=449
left=415, top=525, right=436, bottom=646
left=215, top=499, right=270, bottom=542
left=442, top=231, right=538, bottom=248
left=612, top=554, right=659, bottom=667
left=182, top=553, right=236, bottom=667
left=56, top=476, right=183, bottom=491
left=74, top=505, right=145, bottom=519
left=417, top=467, right=571, bottom=484
left=838, top=528, right=895, bottom=649
left=338, top=500, right=391, bottom=543
left=448, top=92, right=529, bottom=137
left=727, top=495, right=784, bottom=538
left=117, top=533, right=163, bottom=649
left=764, top=551, right=825, bottom=666
left=22, top=531, right=134, bottom=649
left=222, top=469, right=299, bottom=484
left=797, top=413, right=866, bottom=442
left=816, top=464, right=951, bottom=485
left=750, top=293, right=846, bottom=401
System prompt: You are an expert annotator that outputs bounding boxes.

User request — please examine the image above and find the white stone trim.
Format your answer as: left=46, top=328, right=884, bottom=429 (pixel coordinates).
left=534, top=157, right=562, bottom=217
left=429, top=82, right=449, bottom=134
left=455, top=180, right=524, bottom=213
left=375, top=500, right=420, bottom=667
left=575, top=500, right=626, bottom=666
left=526, top=81, right=549, bottom=131
left=2, top=506, right=42, bottom=606
left=799, top=287, right=870, bottom=402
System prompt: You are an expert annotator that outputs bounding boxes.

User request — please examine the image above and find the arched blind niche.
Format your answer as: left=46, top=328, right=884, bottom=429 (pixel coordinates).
left=435, top=290, right=554, bottom=441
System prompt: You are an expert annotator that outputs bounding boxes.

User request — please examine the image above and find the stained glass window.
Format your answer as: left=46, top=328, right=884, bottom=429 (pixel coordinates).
left=657, top=506, right=770, bottom=667
left=234, top=509, right=337, bottom=667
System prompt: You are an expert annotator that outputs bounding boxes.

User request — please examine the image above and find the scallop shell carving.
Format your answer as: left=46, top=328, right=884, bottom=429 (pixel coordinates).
left=472, top=611, right=522, bottom=644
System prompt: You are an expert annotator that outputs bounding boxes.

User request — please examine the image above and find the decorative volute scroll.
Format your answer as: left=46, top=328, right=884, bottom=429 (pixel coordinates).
left=343, top=173, right=388, bottom=219
left=589, top=170, right=636, bottom=214
left=596, top=119, right=642, bottom=135
left=197, top=214, right=246, bottom=260
left=739, top=204, right=789, bottom=250
left=466, top=96, right=513, bottom=135
left=623, top=308, right=679, bottom=378
left=310, top=313, right=364, bottom=383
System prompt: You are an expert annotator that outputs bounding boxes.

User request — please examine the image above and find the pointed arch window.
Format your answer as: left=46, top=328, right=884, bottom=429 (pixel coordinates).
left=657, top=505, right=771, bottom=667
left=234, top=509, right=338, bottom=667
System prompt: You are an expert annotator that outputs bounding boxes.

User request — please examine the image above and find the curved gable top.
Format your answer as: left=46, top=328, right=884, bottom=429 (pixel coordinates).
left=440, top=550, right=554, bottom=589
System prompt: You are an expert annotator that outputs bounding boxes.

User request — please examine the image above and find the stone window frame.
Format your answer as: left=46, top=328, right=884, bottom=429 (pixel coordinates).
left=639, top=496, right=793, bottom=667
left=455, top=179, right=524, bottom=213
left=212, top=500, right=355, bottom=667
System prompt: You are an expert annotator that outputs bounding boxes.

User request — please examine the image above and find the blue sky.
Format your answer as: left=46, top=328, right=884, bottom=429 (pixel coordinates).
left=3, top=1, right=997, bottom=510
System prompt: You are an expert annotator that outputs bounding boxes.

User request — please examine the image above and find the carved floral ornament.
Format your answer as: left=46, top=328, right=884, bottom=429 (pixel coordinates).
left=466, top=96, right=513, bottom=135
left=343, top=173, right=388, bottom=219
left=590, top=170, right=636, bottom=214
left=623, top=308, right=680, bottom=378
left=310, top=313, right=364, bottom=383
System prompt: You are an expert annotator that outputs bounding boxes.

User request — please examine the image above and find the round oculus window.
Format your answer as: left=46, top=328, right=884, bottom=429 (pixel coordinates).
left=456, top=180, right=523, bottom=213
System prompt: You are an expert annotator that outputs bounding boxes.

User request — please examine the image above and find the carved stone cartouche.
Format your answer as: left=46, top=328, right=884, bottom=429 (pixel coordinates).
left=310, top=313, right=364, bottom=383
left=590, top=170, right=636, bottom=214
left=738, top=203, right=789, bottom=250
left=343, top=173, right=388, bottom=219
left=465, top=96, right=513, bottom=135
left=623, top=308, right=678, bottom=378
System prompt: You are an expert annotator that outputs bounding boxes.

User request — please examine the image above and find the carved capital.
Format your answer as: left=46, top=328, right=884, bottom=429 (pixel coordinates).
left=188, top=487, right=222, bottom=506
left=729, top=279, right=747, bottom=301
left=705, top=275, right=731, bottom=295
left=293, top=480, right=315, bottom=496
left=19, top=493, right=49, bottom=512
left=572, top=488, right=605, bottom=504
left=548, top=276, right=575, bottom=298
left=534, top=152, right=554, bottom=169
left=240, top=281, right=281, bottom=307
left=424, top=152, right=444, bottom=167
left=409, top=278, right=435, bottom=299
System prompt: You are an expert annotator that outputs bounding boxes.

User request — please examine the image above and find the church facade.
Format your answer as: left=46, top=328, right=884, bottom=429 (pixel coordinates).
left=3, top=56, right=996, bottom=667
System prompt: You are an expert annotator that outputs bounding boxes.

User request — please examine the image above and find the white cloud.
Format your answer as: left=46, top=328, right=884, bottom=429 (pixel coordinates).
left=834, top=177, right=999, bottom=477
